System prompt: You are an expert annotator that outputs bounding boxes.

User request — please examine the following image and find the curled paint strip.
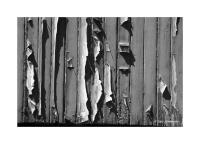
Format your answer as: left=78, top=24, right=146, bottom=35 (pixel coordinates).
left=104, top=64, right=112, bottom=103
left=159, top=77, right=171, bottom=100
left=26, top=40, right=39, bottom=115
left=171, top=56, right=177, bottom=108
left=77, top=18, right=89, bottom=123
left=120, top=17, right=133, bottom=36
left=90, top=68, right=102, bottom=122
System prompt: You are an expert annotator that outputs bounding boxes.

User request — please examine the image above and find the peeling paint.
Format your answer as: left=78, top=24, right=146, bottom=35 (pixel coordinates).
left=50, top=17, right=58, bottom=122
left=159, top=77, right=171, bottom=100
left=90, top=68, right=102, bottom=122
left=120, top=17, right=133, bottom=36
left=145, top=105, right=153, bottom=121
left=119, top=42, right=135, bottom=66
left=93, top=18, right=106, bottom=43
left=120, top=17, right=128, bottom=24
left=104, top=64, right=112, bottom=103
left=172, top=17, right=181, bottom=37
left=66, top=57, right=74, bottom=69
left=93, top=36, right=100, bottom=62
left=28, top=97, right=36, bottom=114
left=26, top=51, right=34, bottom=95
left=171, top=56, right=177, bottom=108
left=77, top=18, right=89, bottom=122
left=28, top=17, right=33, bottom=27
left=162, top=104, right=170, bottom=115
left=172, top=17, right=177, bottom=37
left=26, top=40, right=39, bottom=116
left=50, top=17, right=68, bottom=122
left=40, top=18, right=49, bottom=118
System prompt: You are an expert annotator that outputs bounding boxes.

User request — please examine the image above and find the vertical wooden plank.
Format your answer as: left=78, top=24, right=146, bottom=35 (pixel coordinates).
left=176, top=18, right=183, bottom=126
left=117, top=18, right=131, bottom=124
left=38, top=18, right=52, bottom=123
left=76, top=17, right=89, bottom=123
left=103, top=17, right=117, bottom=124
left=50, top=17, right=56, bottom=123
left=130, top=18, right=144, bottom=125
left=93, top=18, right=105, bottom=124
left=143, top=18, right=157, bottom=126
left=64, top=17, right=78, bottom=123
left=50, top=18, right=68, bottom=123
left=24, top=17, right=39, bottom=123
left=158, top=17, right=171, bottom=126
left=55, top=18, right=68, bottom=123
left=38, top=18, right=42, bottom=121
left=17, top=17, right=24, bottom=124
left=172, top=17, right=183, bottom=126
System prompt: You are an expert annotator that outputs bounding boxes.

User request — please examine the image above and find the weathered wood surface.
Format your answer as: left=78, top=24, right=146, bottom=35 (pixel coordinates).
left=143, top=18, right=157, bottom=126
left=17, top=17, right=183, bottom=126
left=130, top=18, right=144, bottom=125
left=17, top=17, right=24, bottom=123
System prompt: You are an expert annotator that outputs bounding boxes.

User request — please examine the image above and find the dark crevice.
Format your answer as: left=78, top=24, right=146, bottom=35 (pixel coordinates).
left=120, top=49, right=135, bottom=66
left=176, top=17, right=181, bottom=36
left=96, top=48, right=104, bottom=65
left=85, top=18, right=93, bottom=122
left=53, top=17, right=68, bottom=122
left=27, top=44, right=38, bottom=67
left=93, top=18, right=106, bottom=43
left=121, top=17, right=133, bottom=36
left=163, top=86, right=171, bottom=100
left=119, top=68, right=130, bottom=76
left=28, top=18, right=33, bottom=27
left=41, top=20, right=49, bottom=120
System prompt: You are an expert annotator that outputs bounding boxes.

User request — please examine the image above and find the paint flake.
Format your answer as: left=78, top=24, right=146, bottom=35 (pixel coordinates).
left=90, top=68, right=102, bottom=122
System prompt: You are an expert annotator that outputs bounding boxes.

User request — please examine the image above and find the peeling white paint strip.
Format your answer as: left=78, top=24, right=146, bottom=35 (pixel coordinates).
left=159, top=78, right=171, bottom=100
left=172, top=17, right=177, bottom=37
left=77, top=18, right=89, bottom=122
left=159, top=80, right=167, bottom=94
left=104, top=64, right=112, bottom=103
left=26, top=61, right=34, bottom=95
left=120, top=17, right=128, bottom=24
left=91, top=68, right=102, bottom=122
left=171, top=56, right=177, bottom=108
left=26, top=40, right=36, bottom=114
left=26, top=40, right=34, bottom=95
left=145, top=105, right=152, bottom=113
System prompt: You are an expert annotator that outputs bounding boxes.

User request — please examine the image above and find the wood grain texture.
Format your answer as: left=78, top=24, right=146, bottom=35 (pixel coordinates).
left=158, top=17, right=171, bottom=126
left=25, top=17, right=39, bottom=123
left=117, top=18, right=131, bottom=124
left=103, top=17, right=117, bottom=124
left=18, top=17, right=182, bottom=126
left=64, top=17, right=78, bottom=123
left=130, top=18, right=144, bottom=125
left=172, top=18, right=183, bottom=126
left=38, top=18, right=52, bottom=122
left=143, top=18, right=157, bottom=126
left=17, top=17, right=25, bottom=123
